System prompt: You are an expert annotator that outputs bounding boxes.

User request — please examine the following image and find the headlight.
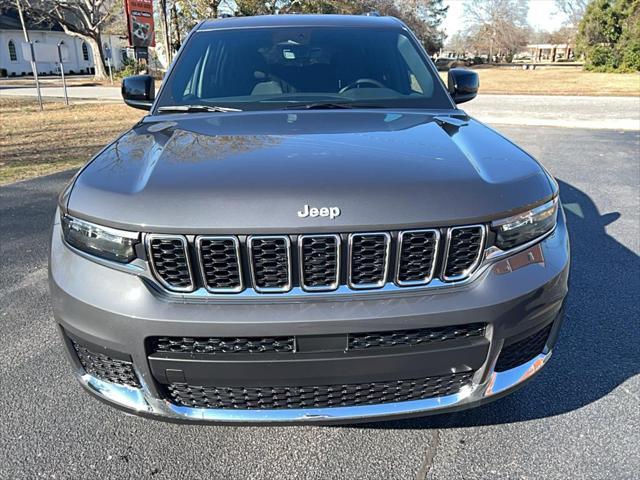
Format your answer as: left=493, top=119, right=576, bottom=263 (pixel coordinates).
left=492, top=197, right=558, bottom=250
left=61, top=215, right=139, bottom=263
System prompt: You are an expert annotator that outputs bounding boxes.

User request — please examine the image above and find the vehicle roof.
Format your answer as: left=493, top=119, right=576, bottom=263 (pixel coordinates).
left=198, top=14, right=404, bottom=31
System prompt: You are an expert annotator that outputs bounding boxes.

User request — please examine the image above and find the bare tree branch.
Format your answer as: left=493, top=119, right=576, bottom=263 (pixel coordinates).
left=19, top=0, right=117, bottom=79
left=462, top=0, right=530, bottom=61
left=555, top=0, right=588, bottom=26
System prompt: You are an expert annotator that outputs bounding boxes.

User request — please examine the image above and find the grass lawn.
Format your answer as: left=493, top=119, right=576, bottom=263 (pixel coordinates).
left=439, top=66, right=640, bottom=96
left=0, top=97, right=143, bottom=185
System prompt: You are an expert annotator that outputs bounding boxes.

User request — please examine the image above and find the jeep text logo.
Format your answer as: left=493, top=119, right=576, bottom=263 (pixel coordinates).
left=297, top=204, right=341, bottom=220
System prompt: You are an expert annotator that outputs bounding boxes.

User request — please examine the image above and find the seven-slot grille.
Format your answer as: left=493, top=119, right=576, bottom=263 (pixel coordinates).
left=146, top=225, right=486, bottom=294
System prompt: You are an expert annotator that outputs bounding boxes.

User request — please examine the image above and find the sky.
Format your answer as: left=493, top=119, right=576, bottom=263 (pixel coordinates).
left=442, top=0, right=568, bottom=35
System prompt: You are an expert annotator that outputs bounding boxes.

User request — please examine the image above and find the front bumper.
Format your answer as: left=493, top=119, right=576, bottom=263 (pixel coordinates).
left=71, top=342, right=559, bottom=424
left=49, top=212, right=570, bottom=424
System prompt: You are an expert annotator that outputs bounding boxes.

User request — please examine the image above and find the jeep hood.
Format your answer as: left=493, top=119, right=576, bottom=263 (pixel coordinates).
left=67, top=110, right=555, bottom=233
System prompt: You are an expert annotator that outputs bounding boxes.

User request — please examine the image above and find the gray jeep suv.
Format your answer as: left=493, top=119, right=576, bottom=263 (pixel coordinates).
left=49, top=14, right=569, bottom=424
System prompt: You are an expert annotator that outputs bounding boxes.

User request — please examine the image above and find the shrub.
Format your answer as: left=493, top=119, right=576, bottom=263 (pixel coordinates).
left=115, top=59, right=142, bottom=80
left=578, top=0, right=640, bottom=72
left=584, top=45, right=620, bottom=70
left=621, top=38, right=640, bottom=70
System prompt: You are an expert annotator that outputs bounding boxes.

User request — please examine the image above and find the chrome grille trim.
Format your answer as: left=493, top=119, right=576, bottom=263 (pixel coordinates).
left=347, top=232, right=391, bottom=290
left=76, top=224, right=556, bottom=300
left=247, top=235, right=293, bottom=293
left=298, top=234, right=341, bottom=292
left=146, top=234, right=195, bottom=292
left=140, top=224, right=502, bottom=297
left=195, top=236, right=244, bottom=293
left=441, top=225, right=486, bottom=282
left=395, top=229, right=441, bottom=286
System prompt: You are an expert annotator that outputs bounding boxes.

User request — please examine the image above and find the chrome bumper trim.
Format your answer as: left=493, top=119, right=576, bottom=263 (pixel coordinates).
left=77, top=350, right=552, bottom=423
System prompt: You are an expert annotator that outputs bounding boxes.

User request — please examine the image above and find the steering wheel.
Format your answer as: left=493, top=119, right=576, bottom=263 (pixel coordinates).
left=339, top=78, right=386, bottom=94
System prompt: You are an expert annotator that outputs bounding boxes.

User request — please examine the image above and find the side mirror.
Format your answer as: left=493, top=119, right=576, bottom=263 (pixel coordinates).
left=121, top=75, right=155, bottom=110
left=447, top=68, right=479, bottom=104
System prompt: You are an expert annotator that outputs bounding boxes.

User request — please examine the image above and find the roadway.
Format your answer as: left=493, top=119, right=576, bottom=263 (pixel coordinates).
left=2, top=82, right=639, bottom=130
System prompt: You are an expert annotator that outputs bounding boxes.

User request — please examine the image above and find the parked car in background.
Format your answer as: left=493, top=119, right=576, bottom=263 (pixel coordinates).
left=435, top=57, right=457, bottom=70
left=435, top=57, right=474, bottom=71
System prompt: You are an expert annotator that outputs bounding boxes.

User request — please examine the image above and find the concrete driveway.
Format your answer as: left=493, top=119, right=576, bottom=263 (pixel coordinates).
left=0, top=84, right=121, bottom=101
left=466, top=94, right=640, bottom=130
left=1, top=125, right=638, bottom=479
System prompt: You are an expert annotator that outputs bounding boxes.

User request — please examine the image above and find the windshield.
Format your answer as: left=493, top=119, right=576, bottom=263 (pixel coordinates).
left=155, top=26, right=453, bottom=111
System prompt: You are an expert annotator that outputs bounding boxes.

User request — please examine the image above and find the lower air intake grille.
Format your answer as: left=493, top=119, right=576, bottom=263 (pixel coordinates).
left=72, top=340, right=140, bottom=388
left=300, top=235, right=340, bottom=291
left=249, top=236, right=291, bottom=292
left=495, top=324, right=552, bottom=372
left=197, top=237, right=243, bottom=292
left=443, top=226, right=485, bottom=280
left=165, top=371, right=474, bottom=409
left=349, top=323, right=486, bottom=350
left=396, top=230, right=439, bottom=285
left=148, top=235, right=193, bottom=291
left=151, top=336, right=295, bottom=354
left=349, top=233, right=390, bottom=288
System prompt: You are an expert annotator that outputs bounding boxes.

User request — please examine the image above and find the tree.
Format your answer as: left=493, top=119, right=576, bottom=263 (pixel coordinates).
left=163, top=0, right=449, bottom=58
left=551, top=0, right=588, bottom=47
left=445, top=31, right=472, bottom=56
left=169, top=0, right=223, bottom=46
left=555, top=0, right=589, bottom=26
left=16, top=0, right=121, bottom=79
left=395, top=0, right=449, bottom=53
left=462, top=0, right=530, bottom=62
left=576, top=0, right=640, bottom=71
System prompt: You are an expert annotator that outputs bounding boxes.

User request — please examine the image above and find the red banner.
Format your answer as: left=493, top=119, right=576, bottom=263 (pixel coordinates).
left=125, top=0, right=155, bottom=48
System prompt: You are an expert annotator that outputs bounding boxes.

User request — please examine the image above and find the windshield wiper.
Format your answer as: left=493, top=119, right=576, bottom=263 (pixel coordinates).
left=157, top=105, right=242, bottom=113
left=282, top=102, right=378, bottom=110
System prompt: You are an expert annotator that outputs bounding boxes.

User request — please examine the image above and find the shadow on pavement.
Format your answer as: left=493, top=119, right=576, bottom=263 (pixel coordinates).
left=370, top=179, right=639, bottom=429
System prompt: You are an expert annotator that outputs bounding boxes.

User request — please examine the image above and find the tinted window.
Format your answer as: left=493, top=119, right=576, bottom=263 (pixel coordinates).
left=156, top=27, right=452, bottom=110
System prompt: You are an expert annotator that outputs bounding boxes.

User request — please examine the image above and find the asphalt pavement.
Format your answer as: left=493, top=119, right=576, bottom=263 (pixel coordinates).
left=0, top=125, right=639, bottom=479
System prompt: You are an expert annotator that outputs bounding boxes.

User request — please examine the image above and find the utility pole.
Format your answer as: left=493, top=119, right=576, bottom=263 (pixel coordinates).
left=15, top=0, right=43, bottom=111
left=159, top=0, right=172, bottom=65
left=57, top=42, right=69, bottom=105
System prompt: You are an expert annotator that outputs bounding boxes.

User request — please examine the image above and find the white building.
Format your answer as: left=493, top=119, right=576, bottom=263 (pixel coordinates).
left=0, top=13, right=127, bottom=77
